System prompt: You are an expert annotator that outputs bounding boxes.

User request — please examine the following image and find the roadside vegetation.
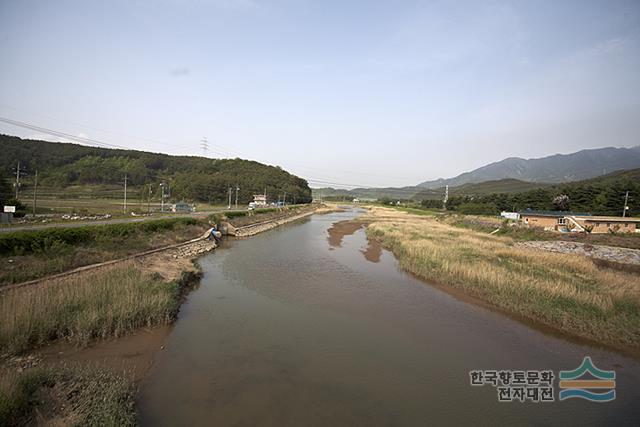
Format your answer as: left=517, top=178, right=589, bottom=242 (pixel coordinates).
left=0, top=217, right=206, bottom=285
left=0, top=365, right=135, bottom=426
left=364, top=207, right=640, bottom=351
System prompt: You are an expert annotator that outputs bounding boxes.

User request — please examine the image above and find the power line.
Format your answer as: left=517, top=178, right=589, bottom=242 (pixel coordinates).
left=0, top=115, right=424, bottom=191
left=0, top=116, right=132, bottom=150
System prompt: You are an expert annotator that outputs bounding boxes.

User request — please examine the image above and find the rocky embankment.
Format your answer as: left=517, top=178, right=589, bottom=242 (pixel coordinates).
left=516, top=240, right=640, bottom=266
left=231, top=209, right=317, bottom=237
left=172, top=239, right=216, bottom=259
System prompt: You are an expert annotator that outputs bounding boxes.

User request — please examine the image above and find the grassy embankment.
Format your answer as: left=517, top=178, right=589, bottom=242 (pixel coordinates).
left=0, top=262, right=199, bottom=425
left=0, top=217, right=206, bottom=285
left=0, top=263, right=195, bottom=353
left=364, top=207, right=640, bottom=351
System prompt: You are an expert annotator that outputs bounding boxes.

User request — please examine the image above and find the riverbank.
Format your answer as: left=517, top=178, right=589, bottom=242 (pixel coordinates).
left=0, top=256, right=203, bottom=425
left=361, top=206, right=640, bottom=355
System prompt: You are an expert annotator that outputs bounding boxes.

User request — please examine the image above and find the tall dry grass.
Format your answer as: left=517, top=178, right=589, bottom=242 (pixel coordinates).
left=364, top=207, right=640, bottom=349
left=0, top=263, right=181, bottom=354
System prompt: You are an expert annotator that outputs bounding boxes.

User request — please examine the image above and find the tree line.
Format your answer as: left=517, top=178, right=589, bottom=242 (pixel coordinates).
left=423, top=169, right=639, bottom=216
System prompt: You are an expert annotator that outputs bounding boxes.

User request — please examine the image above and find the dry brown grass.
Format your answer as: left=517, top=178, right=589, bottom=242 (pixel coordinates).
left=0, top=263, right=184, bottom=354
left=364, top=207, right=640, bottom=349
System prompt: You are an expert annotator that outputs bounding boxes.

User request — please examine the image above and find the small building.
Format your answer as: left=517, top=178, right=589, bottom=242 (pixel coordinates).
left=253, top=194, right=268, bottom=207
left=500, top=211, right=520, bottom=220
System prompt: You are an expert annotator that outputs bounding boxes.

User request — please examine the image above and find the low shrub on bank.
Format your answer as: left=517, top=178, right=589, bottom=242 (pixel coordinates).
left=0, top=217, right=198, bottom=256
left=0, top=264, right=188, bottom=353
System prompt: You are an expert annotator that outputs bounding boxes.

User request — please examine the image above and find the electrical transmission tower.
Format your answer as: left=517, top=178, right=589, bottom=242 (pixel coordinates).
left=200, top=137, right=209, bottom=157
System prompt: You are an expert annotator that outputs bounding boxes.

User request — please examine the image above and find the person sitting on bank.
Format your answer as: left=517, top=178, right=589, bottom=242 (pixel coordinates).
left=206, top=223, right=221, bottom=242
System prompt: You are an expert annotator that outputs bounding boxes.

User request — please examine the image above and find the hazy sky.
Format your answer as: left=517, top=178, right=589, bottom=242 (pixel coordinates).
left=1, top=0, right=639, bottom=188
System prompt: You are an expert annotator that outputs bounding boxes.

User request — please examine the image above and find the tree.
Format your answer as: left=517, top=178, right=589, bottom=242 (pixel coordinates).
left=552, top=194, right=570, bottom=211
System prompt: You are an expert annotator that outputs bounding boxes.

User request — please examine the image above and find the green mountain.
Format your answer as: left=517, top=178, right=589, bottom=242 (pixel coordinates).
left=0, top=134, right=312, bottom=205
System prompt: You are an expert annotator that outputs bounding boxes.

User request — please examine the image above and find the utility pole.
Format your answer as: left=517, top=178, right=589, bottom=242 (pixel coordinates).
left=623, top=191, right=629, bottom=217
left=443, top=185, right=449, bottom=210
left=235, top=184, right=239, bottom=209
left=123, top=174, right=128, bottom=214
left=160, top=183, right=165, bottom=213
left=147, top=184, right=152, bottom=214
left=14, top=161, right=21, bottom=200
left=283, top=191, right=286, bottom=207
left=228, top=187, right=232, bottom=209
left=32, top=170, right=38, bottom=217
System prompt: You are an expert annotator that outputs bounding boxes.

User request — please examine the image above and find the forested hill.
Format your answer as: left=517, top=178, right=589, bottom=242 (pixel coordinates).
left=0, top=134, right=312, bottom=204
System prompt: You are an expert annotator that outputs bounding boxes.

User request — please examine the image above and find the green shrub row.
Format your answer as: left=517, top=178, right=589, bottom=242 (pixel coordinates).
left=0, top=217, right=198, bottom=256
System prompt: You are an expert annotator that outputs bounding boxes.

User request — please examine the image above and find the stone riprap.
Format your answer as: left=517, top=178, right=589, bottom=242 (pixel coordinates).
left=516, top=240, right=640, bottom=265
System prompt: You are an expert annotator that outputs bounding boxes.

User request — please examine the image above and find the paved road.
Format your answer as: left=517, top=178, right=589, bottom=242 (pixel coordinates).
left=0, top=209, right=242, bottom=233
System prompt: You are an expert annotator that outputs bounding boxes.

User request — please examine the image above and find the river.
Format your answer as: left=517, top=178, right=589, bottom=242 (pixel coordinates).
left=138, top=209, right=640, bottom=426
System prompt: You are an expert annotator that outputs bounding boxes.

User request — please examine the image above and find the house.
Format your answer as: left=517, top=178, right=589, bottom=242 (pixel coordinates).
left=519, top=210, right=591, bottom=232
left=569, top=216, right=640, bottom=234
left=519, top=210, right=640, bottom=233
left=253, top=194, right=268, bottom=207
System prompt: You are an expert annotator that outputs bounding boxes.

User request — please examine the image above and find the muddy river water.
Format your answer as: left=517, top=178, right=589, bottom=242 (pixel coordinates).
left=138, top=210, right=640, bottom=426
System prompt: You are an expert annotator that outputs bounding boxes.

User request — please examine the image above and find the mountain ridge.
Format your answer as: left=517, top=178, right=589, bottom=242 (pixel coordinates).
left=418, top=146, right=640, bottom=189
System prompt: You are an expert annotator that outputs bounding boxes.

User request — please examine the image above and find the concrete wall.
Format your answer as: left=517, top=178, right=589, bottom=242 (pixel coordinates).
left=522, top=215, right=559, bottom=230
left=580, top=220, right=638, bottom=234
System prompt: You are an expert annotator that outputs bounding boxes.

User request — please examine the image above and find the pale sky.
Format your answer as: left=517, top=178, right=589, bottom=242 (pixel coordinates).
left=1, top=0, right=639, bottom=188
